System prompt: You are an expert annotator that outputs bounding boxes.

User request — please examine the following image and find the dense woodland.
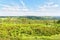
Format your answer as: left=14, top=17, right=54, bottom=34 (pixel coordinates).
left=0, top=16, right=60, bottom=40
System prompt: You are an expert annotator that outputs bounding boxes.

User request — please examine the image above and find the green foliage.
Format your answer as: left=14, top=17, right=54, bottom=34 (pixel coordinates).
left=57, top=20, right=60, bottom=24
left=0, top=16, right=60, bottom=40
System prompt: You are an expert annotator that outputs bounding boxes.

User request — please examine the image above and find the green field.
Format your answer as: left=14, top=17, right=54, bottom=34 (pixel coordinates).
left=0, top=16, right=60, bottom=40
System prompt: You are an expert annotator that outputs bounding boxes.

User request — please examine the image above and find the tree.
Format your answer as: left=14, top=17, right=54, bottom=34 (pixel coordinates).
left=57, top=20, right=60, bottom=24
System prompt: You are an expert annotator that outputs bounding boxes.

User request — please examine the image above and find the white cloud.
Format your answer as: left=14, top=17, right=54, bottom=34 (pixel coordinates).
left=37, top=1, right=60, bottom=16
left=0, top=0, right=31, bottom=16
left=0, top=0, right=60, bottom=16
left=20, top=0, right=25, bottom=6
left=40, top=2, right=59, bottom=8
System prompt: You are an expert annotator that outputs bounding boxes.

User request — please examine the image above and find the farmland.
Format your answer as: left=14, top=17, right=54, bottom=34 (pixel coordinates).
left=0, top=16, right=60, bottom=40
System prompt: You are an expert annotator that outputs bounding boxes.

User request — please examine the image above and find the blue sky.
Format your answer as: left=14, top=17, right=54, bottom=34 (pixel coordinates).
left=0, top=0, right=60, bottom=16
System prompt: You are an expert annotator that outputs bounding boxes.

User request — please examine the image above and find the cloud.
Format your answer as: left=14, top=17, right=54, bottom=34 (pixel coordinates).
left=20, top=0, right=25, bottom=6
left=37, top=1, right=60, bottom=16
left=0, top=0, right=60, bottom=16
left=0, top=0, right=31, bottom=16
left=40, top=2, right=59, bottom=8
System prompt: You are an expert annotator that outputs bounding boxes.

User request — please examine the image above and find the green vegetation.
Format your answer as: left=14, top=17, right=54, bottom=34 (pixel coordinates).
left=0, top=16, right=60, bottom=40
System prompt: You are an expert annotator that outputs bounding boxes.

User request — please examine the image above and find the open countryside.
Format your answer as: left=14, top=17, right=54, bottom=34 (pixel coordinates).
left=0, top=16, right=60, bottom=40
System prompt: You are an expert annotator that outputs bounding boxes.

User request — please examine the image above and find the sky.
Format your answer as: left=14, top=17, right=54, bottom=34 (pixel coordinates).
left=0, top=0, right=60, bottom=16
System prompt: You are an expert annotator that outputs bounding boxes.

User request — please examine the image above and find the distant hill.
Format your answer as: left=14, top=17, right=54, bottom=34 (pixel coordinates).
left=0, top=16, right=60, bottom=20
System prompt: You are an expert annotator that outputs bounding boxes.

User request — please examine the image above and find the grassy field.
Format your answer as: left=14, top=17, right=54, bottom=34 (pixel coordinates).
left=0, top=16, right=60, bottom=40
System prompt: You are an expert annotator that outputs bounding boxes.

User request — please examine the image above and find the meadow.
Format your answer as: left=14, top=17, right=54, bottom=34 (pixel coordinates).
left=0, top=16, right=60, bottom=40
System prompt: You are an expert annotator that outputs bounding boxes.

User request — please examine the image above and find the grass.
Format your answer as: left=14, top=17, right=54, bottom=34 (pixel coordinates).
left=0, top=17, right=60, bottom=40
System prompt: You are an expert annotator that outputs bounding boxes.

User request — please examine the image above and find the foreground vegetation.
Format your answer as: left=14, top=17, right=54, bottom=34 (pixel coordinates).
left=0, top=16, right=60, bottom=40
